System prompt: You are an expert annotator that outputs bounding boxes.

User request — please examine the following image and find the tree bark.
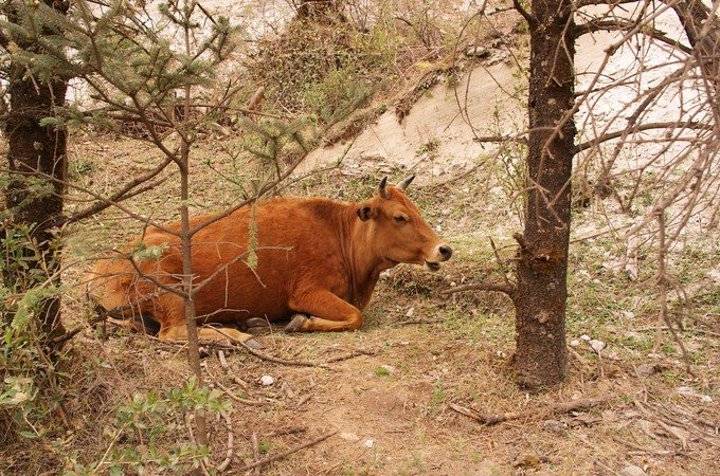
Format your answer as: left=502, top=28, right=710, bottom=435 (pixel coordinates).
left=513, top=0, right=576, bottom=389
left=2, top=1, right=70, bottom=338
left=670, top=0, right=720, bottom=120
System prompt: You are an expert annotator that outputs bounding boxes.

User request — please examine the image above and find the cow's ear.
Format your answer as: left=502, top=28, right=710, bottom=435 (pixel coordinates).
left=357, top=205, right=374, bottom=221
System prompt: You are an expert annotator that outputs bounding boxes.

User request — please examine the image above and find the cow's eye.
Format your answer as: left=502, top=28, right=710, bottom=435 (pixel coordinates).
left=394, top=215, right=408, bottom=224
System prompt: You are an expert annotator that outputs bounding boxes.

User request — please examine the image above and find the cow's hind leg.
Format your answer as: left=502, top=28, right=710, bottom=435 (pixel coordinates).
left=286, top=289, right=363, bottom=332
left=153, top=294, right=261, bottom=347
left=160, top=324, right=261, bottom=347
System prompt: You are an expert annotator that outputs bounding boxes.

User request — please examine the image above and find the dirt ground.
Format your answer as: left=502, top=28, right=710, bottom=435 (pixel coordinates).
left=3, top=130, right=719, bottom=475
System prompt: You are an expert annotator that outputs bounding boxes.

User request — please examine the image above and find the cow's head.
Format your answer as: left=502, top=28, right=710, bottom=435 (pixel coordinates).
left=357, top=176, right=452, bottom=271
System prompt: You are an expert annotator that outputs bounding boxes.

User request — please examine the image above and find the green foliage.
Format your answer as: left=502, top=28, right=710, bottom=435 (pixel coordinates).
left=374, top=366, right=391, bottom=377
left=132, top=242, right=168, bottom=262
left=63, top=379, right=228, bottom=474
left=0, top=376, right=40, bottom=439
left=248, top=14, right=399, bottom=120
left=258, top=440, right=271, bottom=454
left=0, top=224, right=67, bottom=442
left=430, top=381, right=446, bottom=407
left=303, top=67, right=372, bottom=124
left=0, top=176, right=55, bottom=222
left=68, top=159, right=94, bottom=179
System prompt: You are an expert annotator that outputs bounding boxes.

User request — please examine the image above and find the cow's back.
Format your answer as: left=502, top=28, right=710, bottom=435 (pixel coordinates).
left=89, top=197, right=351, bottom=325
left=190, top=197, right=349, bottom=322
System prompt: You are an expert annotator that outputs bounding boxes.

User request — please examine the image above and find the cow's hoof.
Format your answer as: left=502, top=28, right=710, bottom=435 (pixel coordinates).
left=246, top=317, right=270, bottom=328
left=243, top=338, right=264, bottom=350
left=285, top=314, right=308, bottom=333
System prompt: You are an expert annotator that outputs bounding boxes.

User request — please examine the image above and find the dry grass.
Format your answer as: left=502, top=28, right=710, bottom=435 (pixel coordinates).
left=2, top=132, right=720, bottom=475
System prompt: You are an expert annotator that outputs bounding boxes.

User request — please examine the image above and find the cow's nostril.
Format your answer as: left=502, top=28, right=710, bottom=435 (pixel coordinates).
left=439, top=245, right=453, bottom=260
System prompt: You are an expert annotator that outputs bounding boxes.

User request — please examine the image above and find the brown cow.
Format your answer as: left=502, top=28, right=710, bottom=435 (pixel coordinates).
left=87, top=176, right=452, bottom=346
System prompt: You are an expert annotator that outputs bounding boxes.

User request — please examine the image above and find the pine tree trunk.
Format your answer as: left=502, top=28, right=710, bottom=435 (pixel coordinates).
left=513, top=0, right=576, bottom=389
left=3, top=1, right=70, bottom=339
left=671, top=0, right=720, bottom=118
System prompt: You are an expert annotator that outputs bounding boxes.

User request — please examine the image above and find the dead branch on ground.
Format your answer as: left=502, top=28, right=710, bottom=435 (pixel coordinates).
left=449, top=398, right=607, bottom=426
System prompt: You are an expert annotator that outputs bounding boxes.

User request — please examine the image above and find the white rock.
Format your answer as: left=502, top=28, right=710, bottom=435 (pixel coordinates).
left=362, top=438, right=375, bottom=448
left=676, top=386, right=713, bottom=402
left=635, top=364, right=657, bottom=378
left=569, top=339, right=581, bottom=347
left=619, top=464, right=647, bottom=476
left=621, top=310, right=635, bottom=319
left=676, top=386, right=696, bottom=397
left=339, top=432, right=360, bottom=442
left=589, top=339, right=606, bottom=353
left=707, top=268, right=720, bottom=283
left=405, top=307, right=415, bottom=318
left=540, top=419, right=567, bottom=434
left=259, top=375, right=275, bottom=386
left=580, top=334, right=591, bottom=341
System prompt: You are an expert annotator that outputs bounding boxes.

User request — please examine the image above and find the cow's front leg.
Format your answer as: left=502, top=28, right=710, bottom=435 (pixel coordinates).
left=286, top=289, right=362, bottom=332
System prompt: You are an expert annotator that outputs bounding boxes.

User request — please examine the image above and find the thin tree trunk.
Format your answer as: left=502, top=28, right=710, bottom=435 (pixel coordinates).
left=178, top=6, right=208, bottom=448
left=2, top=1, right=70, bottom=339
left=513, top=0, right=576, bottom=389
left=178, top=141, right=208, bottom=446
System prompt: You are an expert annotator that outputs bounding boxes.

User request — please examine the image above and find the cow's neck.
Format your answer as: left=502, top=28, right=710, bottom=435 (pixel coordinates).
left=341, top=206, right=393, bottom=309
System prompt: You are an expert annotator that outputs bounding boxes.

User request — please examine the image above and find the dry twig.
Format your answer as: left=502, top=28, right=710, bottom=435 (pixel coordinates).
left=449, top=398, right=606, bottom=426
left=235, top=430, right=337, bottom=472
left=216, top=411, right=234, bottom=472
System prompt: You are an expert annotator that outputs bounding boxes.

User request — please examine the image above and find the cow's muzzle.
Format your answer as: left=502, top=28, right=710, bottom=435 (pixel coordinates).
left=425, top=244, right=453, bottom=271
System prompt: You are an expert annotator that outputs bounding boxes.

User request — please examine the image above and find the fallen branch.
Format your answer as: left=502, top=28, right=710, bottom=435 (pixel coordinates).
left=211, top=328, right=332, bottom=369
left=239, top=341, right=332, bottom=370
left=217, top=350, right=229, bottom=369
left=251, top=431, right=260, bottom=476
left=296, top=394, right=312, bottom=407
left=449, top=398, right=606, bottom=426
left=49, top=312, right=112, bottom=346
left=216, top=411, right=234, bottom=472
left=442, top=281, right=516, bottom=298
left=235, top=430, right=337, bottom=472
left=325, top=349, right=375, bottom=363
left=212, top=378, right=264, bottom=406
left=635, top=325, right=720, bottom=338
left=266, top=426, right=307, bottom=437
left=396, top=319, right=444, bottom=326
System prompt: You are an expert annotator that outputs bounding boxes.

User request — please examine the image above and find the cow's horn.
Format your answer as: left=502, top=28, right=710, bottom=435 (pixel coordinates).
left=379, top=176, right=389, bottom=198
left=398, top=175, right=415, bottom=190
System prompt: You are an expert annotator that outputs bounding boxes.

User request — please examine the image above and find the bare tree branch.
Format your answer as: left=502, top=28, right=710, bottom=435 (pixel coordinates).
left=513, top=0, right=537, bottom=29
left=574, top=121, right=713, bottom=153
left=573, top=19, right=693, bottom=54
